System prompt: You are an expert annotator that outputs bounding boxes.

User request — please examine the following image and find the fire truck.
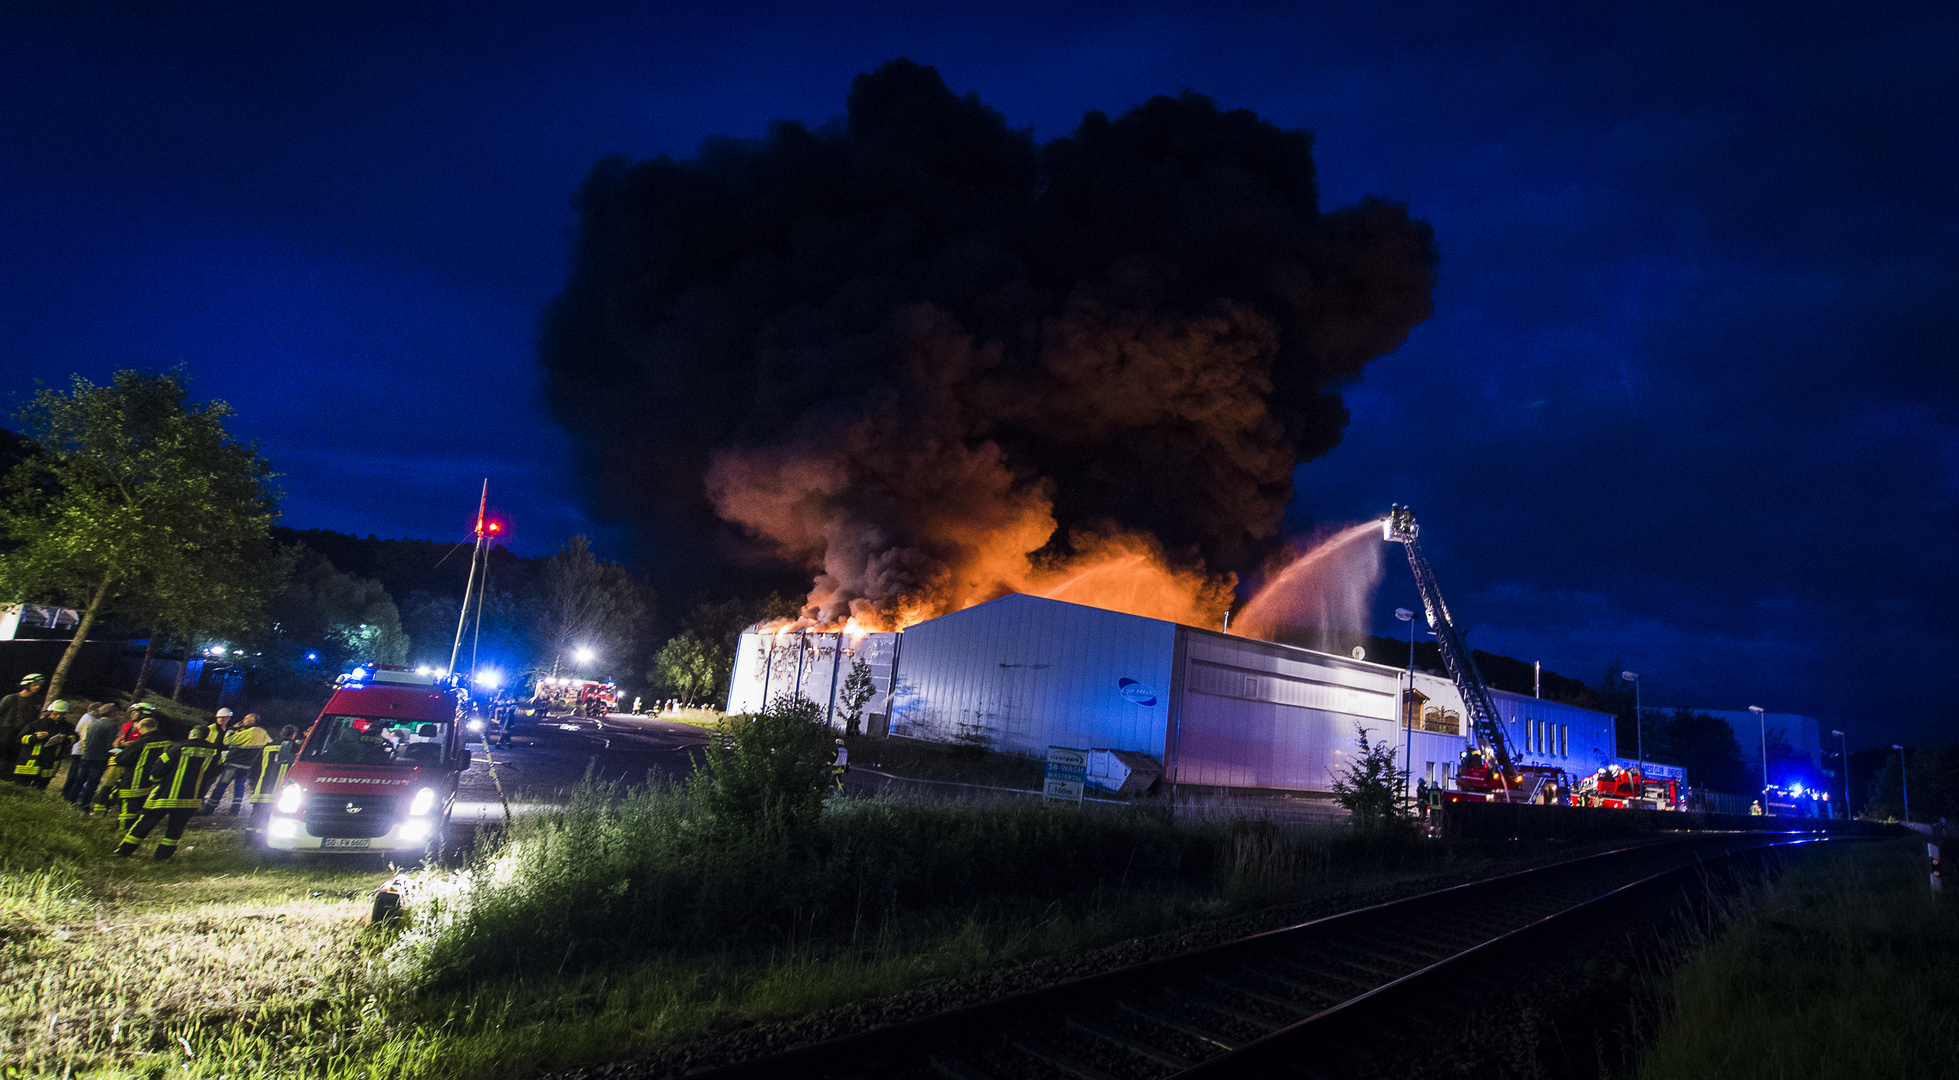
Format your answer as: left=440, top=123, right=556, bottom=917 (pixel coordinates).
left=532, top=676, right=617, bottom=718
left=1574, top=764, right=1680, bottom=810
left=1386, top=507, right=1556, bottom=805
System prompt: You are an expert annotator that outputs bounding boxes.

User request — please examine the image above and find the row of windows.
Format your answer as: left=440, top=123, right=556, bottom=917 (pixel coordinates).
left=1518, top=718, right=1568, bottom=758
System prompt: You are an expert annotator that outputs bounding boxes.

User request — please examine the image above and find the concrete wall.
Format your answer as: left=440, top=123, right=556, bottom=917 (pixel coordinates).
left=887, top=594, right=1178, bottom=758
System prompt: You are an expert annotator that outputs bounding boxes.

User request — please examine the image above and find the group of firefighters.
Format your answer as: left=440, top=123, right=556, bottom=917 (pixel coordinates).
left=0, top=672, right=299, bottom=861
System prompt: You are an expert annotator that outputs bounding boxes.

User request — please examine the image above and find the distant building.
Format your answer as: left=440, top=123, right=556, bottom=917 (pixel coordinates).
left=729, top=593, right=1620, bottom=797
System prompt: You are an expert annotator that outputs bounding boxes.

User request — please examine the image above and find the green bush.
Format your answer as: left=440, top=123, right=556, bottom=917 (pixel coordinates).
left=697, top=695, right=836, bottom=833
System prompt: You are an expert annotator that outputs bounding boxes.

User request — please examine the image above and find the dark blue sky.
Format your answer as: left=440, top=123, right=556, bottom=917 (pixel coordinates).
left=4, top=1, right=1954, bottom=746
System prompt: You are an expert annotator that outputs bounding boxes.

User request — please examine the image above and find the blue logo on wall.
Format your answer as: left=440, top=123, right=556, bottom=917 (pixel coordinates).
left=1117, top=678, right=1158, bottom=707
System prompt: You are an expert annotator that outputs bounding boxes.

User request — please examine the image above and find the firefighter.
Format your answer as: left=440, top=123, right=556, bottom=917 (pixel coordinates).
left=97, top=717, right=168, bottom=827
left=117, top=724, right=223, bottom=860
left=0, top=673, right=48, bottom=770
left=204, top=711, right=270, bottom=814
left=211, top=706, right=234, bottom=740
left=831, top=737, right=849, bottom=792
left=246, top=725, right=300, bottom=833
left=14, top=699, right=77, bottom=788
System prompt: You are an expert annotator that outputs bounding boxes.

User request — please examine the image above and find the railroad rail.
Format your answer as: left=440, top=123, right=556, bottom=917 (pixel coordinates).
left=682, top=833, right=1825, bottom=1080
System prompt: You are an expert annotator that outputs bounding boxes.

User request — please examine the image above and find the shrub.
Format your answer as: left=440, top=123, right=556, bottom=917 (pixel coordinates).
left=697, top=695, right=835, bottom=833
left=1331, top=723, right=1409, bottom=830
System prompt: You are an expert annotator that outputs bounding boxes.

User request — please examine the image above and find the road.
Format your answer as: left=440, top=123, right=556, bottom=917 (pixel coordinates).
left=449, top=709, right=712, bottom=824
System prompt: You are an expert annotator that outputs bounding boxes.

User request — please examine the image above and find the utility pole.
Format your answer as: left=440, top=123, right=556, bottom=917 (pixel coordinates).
left=449, top=480, right=489, bottom=676
left=1894, top=744, right=1911, bottom=824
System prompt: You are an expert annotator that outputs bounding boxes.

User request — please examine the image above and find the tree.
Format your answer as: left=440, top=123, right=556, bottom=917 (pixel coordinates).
left=0, top=371, right=279, bottom=703
left=532, top=535, right=651, bottom=677
left=838, top=657, right=875, bottom=736
left=251, top=550, right=409, bottom=696
left=674, top=591, right=801, bottom=706
left=650, top=631, right=716, bottom=704
left=1330, top=723, right=1408, bottom=830
left=1644, top=707, right=1752, bottom=794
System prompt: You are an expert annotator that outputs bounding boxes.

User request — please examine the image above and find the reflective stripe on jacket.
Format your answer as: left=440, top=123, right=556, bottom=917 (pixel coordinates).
left=248, top=742, right=293, bottom=804
left=143, top=742, right=222, bottom=809
left=113, top=736, right=171, bottom=799
left=13, top=731, right=72, bottom=776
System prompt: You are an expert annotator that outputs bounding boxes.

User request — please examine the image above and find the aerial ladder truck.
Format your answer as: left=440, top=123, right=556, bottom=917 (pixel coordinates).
left=1384, top=506, right=1569, bottom=805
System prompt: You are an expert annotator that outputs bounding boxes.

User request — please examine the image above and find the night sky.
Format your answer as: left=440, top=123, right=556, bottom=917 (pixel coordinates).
left=5, top=2, right=1954, bottom=747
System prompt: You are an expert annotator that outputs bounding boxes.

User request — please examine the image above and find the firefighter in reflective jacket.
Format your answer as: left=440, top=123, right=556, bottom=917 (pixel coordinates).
left=13, top=699, right=76, bottom=788
left=98, top=718, right=169, bottom=829
left=246, top=725, right=299, bottom=833
left=117, top=725, right=222, bottom=860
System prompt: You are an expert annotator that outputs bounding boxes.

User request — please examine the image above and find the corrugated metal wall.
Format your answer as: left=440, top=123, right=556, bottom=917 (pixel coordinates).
left=887, top=594, right=1178, bottom=758
left=1171, top=630, right=1413, bottom=791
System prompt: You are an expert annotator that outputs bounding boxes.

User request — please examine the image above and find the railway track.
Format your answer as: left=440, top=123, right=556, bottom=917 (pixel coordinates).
left=681, top=832, right=1824, bottom=1080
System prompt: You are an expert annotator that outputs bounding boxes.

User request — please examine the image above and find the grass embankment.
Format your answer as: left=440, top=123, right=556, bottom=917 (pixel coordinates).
left=1634, top=838, right=1956, bottom=1080
left=5, top=769, right=1494, bottom=1079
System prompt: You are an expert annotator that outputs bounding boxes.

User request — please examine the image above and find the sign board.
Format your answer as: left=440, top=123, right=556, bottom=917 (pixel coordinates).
left=1045, top=745, right=1088, bottom=804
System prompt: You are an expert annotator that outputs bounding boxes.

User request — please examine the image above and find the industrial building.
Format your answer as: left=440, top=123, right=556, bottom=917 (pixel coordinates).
left=728, top=593, right=1621, bottom=797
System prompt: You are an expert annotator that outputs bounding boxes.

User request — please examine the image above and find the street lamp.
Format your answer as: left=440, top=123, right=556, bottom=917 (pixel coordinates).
left=1396, top=608, right=1416, bottom=798
left=1831, top=729, right=1848, bottom=820
left=1893, top=744, right=1910, bottom=824
left=574, top=646, right=595, bottom=667
left=1749, top=706, right=1768, bottom=810
left=1621, top=671, right=1642, bottom=778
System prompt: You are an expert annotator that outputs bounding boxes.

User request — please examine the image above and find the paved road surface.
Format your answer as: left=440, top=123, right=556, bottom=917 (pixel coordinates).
left=450, top=710, right=711, bottom=823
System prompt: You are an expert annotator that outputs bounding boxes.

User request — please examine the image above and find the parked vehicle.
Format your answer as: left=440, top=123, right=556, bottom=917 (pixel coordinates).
left=264, top=665, right=469, bottom=859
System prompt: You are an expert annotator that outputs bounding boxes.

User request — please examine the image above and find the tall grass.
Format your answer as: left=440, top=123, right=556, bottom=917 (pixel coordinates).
left=388, top=782, right=1319, bottom=984
left=1635, top=839, right=1957, bottom=1080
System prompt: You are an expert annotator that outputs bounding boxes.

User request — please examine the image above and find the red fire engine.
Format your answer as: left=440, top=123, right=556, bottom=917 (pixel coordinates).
left=1574, top=764, right=1680, bottom=810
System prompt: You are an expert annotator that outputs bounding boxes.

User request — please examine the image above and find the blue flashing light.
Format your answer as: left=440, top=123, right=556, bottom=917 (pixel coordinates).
left=306, top=651, right=319, bottom=663
left=350, top=667, right=370, bottom=680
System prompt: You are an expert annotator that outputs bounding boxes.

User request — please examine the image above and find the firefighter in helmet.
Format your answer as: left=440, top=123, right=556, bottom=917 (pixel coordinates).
left=13, top=698, right=76, bottom=788
left=0, top=673, right=48, bottom=769
left=831, top=737, right=849, bottom=792
left=96, top=710, right=169, bottom=828
left=117, top=724, right=223, bottom=860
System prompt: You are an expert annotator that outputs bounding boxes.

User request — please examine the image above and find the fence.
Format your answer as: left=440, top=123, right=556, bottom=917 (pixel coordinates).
left=1437, top=800, right=1902, bottom=841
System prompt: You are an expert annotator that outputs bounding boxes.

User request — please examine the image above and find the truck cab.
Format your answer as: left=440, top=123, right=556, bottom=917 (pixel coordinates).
left=265, top=665, right=469, bottom=858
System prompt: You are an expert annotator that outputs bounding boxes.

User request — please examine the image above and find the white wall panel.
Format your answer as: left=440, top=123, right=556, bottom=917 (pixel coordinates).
left=726, top=630, right=899, bottom=729
left=888, top=594, right=1178, bottom=758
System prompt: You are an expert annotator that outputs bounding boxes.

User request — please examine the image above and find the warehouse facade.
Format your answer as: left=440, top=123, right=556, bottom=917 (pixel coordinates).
left=729, top=593, right=1620, bottom=796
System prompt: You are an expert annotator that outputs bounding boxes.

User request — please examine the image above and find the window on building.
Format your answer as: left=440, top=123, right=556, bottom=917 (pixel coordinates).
left=1425, top=761, right=1436, bottom=782
left=1402, top=688, right=1428, bottom=729
left=1559, top=725, right=1568, bottom=757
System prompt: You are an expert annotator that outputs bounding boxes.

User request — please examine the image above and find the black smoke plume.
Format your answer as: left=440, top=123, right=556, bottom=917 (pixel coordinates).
left=541, top=59, right=1435, bottom=627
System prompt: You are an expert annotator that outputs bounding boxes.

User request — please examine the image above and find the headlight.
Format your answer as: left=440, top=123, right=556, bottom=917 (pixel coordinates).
left=467, top=719, right=485, bottom=732
left=401, top=820, right=432, bottom=842
left=408, top=787, right=437, bottom=816
left=269, top=818, right=299, bottom=839
left=274, top=782, right=304, bottom=814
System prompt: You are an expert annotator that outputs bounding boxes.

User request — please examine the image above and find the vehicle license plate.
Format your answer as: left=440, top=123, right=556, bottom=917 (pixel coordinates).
left=321, top=838, right=370, bottom=849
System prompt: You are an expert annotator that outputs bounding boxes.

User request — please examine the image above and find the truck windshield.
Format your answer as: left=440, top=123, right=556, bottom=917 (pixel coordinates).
left=303, top=715, right=452, bottom=767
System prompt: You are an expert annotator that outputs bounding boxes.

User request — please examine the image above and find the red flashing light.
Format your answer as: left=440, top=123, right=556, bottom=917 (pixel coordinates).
left=488, top=522, right=501, bottom=533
